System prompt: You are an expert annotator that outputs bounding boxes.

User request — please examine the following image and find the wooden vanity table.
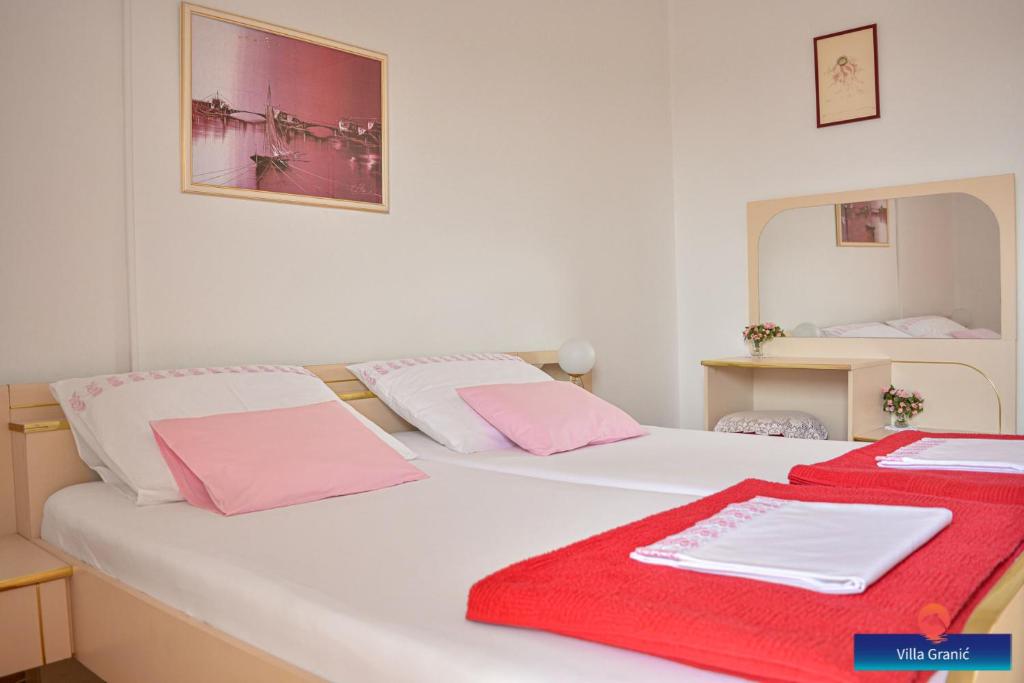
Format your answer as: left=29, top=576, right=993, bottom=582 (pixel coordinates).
left=702, top=356, right=891, bottom=441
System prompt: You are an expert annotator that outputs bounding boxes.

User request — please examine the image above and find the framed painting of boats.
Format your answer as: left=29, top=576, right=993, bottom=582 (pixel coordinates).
left=180, top=3, right=388, bottom=212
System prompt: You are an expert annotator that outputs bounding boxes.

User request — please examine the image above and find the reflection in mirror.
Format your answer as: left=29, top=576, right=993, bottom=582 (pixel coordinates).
left=759, top=192, right=1000, bottom=339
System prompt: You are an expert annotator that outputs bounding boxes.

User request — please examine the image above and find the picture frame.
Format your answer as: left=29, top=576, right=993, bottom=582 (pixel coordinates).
left=814, top=24, right=879, bottom=128
left=180, top=3, right=388, bottom=212
left=835, top=199, right=893, bottom=247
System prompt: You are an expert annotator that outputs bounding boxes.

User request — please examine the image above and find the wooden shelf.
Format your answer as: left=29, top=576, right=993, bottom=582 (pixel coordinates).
left=702, top=356, right=892, bottom=441
left=701, top=356, right=890, bottom=371
left=0, top=535, right=71, bottom=591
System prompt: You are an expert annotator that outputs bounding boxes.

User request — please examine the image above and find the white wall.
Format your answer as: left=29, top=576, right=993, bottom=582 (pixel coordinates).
left=670, top=0, right=1024, bottom=427
left=0, top=0, right=679, bottom=426
left=0, top=0, right=130, bottom=383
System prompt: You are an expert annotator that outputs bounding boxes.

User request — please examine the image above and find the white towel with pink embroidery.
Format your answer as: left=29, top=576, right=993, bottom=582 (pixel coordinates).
left=876, top=438, right=1024, bottom=474
left=630, top=496, right=951, bottom=594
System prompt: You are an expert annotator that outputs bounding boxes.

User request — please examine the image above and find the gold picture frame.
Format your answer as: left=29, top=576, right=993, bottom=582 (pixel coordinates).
left=180, top=3, right=389, bottom=212
left=835, top=199, right=893, bottom=247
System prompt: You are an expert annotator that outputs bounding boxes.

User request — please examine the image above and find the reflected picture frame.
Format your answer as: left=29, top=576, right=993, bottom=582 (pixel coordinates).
left=835, top=200, right=893, bottom=247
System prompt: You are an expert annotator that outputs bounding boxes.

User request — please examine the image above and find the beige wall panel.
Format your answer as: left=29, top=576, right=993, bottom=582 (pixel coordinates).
left=703, top=366, right=753, bottom=430
left=9, top=384, right=58, bottom=409
left=13, top=431, right=97, bottom=538
left=892, top=362, right=1002, bottom=433
left=39, top=578, right=72, bottom=663
left=71, top=567, right=324, bottom=683
left=765, top=337, right=1015, bottom=434
left=0, top=585, right=43, bottom=675
left=848, top=364, right=892, bottom=435
left=0, top=386, right=14, bottom=535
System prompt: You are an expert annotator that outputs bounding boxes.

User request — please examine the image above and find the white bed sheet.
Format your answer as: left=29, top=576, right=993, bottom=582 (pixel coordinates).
left=43, top=461, right=734, bottom=683
left=397, top=427, right=857, bottom=496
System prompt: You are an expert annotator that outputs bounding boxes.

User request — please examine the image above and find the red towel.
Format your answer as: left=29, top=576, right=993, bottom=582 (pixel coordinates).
left=789, top=431, right=1024, bottom=505
left=467, top=479, right=1024, bottom=683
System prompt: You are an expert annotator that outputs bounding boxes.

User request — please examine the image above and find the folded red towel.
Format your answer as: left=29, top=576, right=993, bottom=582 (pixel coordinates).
left=789, top=431, right=1024, bottom=505
left=467, top=479, right=1024, bottom=683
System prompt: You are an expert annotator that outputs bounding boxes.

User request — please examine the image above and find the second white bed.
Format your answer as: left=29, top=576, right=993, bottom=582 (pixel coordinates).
left=396, top=427, right=857, bottom=496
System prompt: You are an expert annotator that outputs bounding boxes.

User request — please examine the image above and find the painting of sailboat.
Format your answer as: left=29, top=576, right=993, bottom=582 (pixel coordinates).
left=181, top=4, right=388, bottom=212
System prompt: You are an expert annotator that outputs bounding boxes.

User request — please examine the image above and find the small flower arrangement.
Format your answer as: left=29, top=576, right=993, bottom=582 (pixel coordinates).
left=743, top=322, right=785, bottom=357
left=882, top=385, right=924, bottom=428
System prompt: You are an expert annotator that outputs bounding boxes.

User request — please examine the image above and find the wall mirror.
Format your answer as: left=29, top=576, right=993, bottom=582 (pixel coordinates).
left=758, top=192, right=1001, bottom=338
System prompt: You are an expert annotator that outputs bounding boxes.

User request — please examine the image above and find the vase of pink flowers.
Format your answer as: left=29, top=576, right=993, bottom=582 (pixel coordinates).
left=882, top=385, right=924, bottom=430
left=742, top=322, right=785, bottom=358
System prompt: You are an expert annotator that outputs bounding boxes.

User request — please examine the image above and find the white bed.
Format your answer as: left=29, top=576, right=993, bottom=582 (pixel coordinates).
left=396, top=427, right=857, bottom=496
left=42, top=460, right=742, bottom=683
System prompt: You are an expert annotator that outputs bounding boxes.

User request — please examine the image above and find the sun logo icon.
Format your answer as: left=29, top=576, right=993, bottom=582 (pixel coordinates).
left=917, top=603, right=951, bottom=644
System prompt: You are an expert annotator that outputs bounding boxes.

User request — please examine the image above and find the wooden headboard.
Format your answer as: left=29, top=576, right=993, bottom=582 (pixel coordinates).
left=2, top=350, right=588, bottom=538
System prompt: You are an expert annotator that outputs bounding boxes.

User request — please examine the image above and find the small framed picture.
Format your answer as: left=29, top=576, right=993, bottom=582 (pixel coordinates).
left=835, top=200, right=892, bottom=247
left=814, top=24, right=879, bottom=127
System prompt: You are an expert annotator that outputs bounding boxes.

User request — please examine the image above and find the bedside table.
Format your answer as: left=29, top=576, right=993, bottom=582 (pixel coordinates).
left=0, top=535, right=73, bottom=677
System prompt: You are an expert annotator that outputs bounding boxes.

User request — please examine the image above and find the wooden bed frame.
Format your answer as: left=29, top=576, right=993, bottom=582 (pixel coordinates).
left=2, top=353, right=1021, bottom=683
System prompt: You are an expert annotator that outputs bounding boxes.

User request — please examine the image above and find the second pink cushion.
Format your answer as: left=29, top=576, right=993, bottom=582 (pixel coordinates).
left=151, top=401, right=427, bottom=515
left=456, top=381, right=646, bottom=456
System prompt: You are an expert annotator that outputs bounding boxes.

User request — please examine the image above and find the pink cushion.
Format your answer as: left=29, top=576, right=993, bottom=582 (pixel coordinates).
left=950, top=328, right=1000, bottom=339
left=456, top=381, right=647, bottom=456
left=151, top=401, right=427, bottom=515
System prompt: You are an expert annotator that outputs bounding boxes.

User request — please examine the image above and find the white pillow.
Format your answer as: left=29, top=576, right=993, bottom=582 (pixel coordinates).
left=347, top=353, right=553, bottom=453
left=50, top=365, right=417, bottom=505
left=885, top=315, right=967, bottom=338
left=821, top=322, right=912, bottom=338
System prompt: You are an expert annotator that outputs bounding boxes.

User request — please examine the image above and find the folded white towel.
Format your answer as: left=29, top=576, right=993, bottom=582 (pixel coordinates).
left=630, top=496, right=951, bottom=594
left=877, top=438, right=1024, bottom=474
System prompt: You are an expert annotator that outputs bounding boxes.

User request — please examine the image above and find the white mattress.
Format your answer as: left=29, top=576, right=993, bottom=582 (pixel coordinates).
left=397, top=426, right=857, bottom=496
left=43, top=461, right=739, bottom=683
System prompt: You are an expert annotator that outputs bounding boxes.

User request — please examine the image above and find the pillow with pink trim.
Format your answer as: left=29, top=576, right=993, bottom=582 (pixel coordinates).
left=456, top=381, right=647, bottom=456
left=51, top=365, right=417, bottom=505
left=950, top=328, right=1000, bottom=339
left=151, top=401, right=427, bottom=515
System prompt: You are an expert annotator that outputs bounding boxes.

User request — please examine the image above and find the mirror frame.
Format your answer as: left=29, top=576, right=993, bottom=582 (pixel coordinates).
left=748, top=174, right=1016, bottom=340
left=746, top=174, right=1017, bottom=433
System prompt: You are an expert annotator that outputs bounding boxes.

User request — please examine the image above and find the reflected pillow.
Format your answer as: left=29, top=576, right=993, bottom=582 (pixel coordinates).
left=950, top=328, right=1000, bottom=339
left=885, top=316, right=966, bottom=338
left=456, top=381, right=646, bottom=456
left=821, top=322, right=911, bottom=338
